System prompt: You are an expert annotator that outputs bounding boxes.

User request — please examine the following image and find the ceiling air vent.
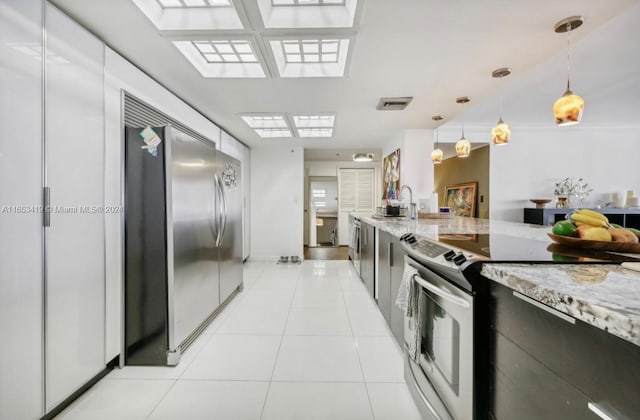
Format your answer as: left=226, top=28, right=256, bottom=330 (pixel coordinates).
left=376, top=97, right=413, bottom=111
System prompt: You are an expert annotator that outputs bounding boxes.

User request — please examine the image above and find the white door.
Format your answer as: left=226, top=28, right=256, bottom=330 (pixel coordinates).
left=338, top=169, right=375, bottom=245
left=0, top=0, right=45, bottom=417
left=45, top=6, right=106, bottom=410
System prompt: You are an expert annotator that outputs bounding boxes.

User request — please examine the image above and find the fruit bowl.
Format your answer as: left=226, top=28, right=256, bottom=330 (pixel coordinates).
left=530, top=199, right=552, bottom=209
left=548, top=233, right=640, bottom=253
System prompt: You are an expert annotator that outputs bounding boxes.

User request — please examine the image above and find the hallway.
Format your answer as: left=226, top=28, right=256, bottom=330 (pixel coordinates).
left=55, top=261, right=422, bottom=420
left=303, top=246, right=349, bottom=260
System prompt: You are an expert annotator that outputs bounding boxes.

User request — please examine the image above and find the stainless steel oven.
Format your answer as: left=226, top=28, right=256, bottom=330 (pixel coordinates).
left=349, top=217, right=361, bottom=275
left=404, top=255, right=474, bottom=420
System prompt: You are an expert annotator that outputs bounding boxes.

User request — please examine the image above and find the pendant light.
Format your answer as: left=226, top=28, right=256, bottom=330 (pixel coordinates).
left=455, top=96, right=471, bottom=158
left=491, top=67, right=512, bottom=145
left=431, top=115, right=444, bottom=164
left=553, top=16, right=585, bottom=126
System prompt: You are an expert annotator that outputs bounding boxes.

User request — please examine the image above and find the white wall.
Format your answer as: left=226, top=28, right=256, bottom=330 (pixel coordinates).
left=490, top=126, right=640, bottom=222
left=383, top=129, right=435, bottom=206
left=251, top=146, right=304, bottom=260
left=104, top=47, right=223, bottom=361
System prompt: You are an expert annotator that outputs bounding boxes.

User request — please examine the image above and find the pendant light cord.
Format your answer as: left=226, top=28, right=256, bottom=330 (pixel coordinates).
left=566, top=22, right=572, bottom=92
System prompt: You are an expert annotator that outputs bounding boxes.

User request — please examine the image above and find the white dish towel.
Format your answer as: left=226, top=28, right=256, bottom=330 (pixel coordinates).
left=395, top=264, right=421, bottom=361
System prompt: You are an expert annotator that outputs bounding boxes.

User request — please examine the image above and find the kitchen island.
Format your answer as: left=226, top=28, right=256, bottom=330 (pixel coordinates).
left=356, top=214, right=640, bottom=345
left=351, top=214, right=640, bottom=419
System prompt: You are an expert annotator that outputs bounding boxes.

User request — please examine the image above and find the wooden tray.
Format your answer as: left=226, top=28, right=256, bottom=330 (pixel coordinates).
left=547, top=233, right=640, bottom=254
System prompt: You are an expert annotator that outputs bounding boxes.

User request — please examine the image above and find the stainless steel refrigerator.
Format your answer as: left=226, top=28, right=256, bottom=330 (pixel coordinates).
left=124, top=125, right=242, bottom=366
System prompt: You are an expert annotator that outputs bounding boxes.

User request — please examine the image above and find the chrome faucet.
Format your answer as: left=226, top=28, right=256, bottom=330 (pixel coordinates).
left=399, top=185, right=416, bottom=219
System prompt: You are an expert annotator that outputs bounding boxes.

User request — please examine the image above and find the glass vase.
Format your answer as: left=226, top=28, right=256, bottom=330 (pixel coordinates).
left=556, top=196, right=570, bottom=208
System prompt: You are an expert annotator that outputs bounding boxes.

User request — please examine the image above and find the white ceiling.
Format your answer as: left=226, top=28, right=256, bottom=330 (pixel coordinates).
left=51, top=0, right=640, bottom=156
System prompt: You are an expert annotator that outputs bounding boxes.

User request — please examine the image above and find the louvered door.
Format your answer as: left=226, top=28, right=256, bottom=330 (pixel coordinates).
left=338, top=169, right=375, bottom=245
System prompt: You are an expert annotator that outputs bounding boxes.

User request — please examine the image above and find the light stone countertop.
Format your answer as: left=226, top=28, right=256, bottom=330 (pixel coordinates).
left=354, top=214, right=640, bottom=347
left=481, top=264, right=640, bottom=346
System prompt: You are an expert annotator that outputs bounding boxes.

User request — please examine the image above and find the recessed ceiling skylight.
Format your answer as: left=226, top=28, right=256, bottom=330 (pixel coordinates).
left=257, top=0, right=359, bottom=29
left=193, top=41, right=258, bottom=63
left=272, top=0, right=346, bottom=6
left=297, top=128, right=333, bottom=138
left=241, top=114, right=293, bottom=138
left=269, top=39, right=350, bottom=77
left=282, top=40, right=339, bottom=64
left=156, top=0, right=231, bottom=8
left=293, top=114, right=335, bottom=137
left=131, top=0, right=243, bottom=30
left=173, top=40, right=266, bottom=78
left=254, top=128, right=293, bottom=138
left=241, top=115, right=288, bottom=128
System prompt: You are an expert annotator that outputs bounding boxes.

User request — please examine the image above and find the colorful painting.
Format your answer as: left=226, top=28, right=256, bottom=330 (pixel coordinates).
left=445, top=182, right=478, bottom=217
left=383, top=149, right=401, bottom=199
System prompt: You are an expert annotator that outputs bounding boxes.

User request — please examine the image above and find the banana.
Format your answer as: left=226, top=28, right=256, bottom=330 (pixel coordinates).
left=570, top=212, right=610, bottom=228
left=574, top=209, right=609, bottom=224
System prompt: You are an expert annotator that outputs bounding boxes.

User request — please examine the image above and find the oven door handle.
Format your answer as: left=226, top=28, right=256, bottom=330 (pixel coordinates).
left=412, top=274, right=471, bottom=309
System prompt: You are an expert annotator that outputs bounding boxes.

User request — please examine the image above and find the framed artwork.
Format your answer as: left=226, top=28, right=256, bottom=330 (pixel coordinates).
left=383, top=149, right=400, bottom=199
left=444, top=182, right=478, bottom=217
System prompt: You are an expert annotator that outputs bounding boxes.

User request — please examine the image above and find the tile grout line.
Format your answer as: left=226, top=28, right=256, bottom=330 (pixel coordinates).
left=259, top=263, right=302, bottom=420
left=339, top=264, right=377, bottom=420
left=144, top=266, right=269, bottom=418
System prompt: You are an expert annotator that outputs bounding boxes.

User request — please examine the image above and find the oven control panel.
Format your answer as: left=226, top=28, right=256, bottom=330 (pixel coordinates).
left=399, top=233, right=479, bottom=267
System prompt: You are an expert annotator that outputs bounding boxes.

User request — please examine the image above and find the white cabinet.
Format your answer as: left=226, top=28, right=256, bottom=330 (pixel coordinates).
left=45, top=5, right=105, bottom=410
left=242, top=144, right=251, bottom=260
left=0, top=1, right=44, bottom=418
left=338, top=168, right=375, bottom=245
left=220, top=130, right=250, bottom=260
left=220, top=130, right=243, bottom=160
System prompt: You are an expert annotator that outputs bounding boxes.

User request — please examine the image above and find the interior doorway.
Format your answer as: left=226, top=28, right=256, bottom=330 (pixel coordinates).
left=308, top=176, right=338, bottom=247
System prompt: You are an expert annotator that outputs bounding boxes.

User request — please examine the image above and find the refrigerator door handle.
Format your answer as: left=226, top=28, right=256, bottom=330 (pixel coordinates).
left=209, top=175, right=218, bottom=240
left=214, top=174, right=223, bottom=247
left=217, top=174, right=228, bottom=246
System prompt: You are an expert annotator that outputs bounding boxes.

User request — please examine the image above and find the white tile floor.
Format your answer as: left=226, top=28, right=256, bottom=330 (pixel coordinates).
left=55, top=260, right=423, bottom=420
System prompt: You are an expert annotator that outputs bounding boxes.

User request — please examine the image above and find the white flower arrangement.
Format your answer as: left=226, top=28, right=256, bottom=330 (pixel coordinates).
left=553, top=177, right=593, bottom=203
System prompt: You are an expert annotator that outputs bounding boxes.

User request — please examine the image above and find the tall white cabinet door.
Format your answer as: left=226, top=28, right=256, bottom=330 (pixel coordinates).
left=0, top=1, right=44, bottom=418
left=45, top=5, right=105, bottom=410
left=242, top=144, right=250, bottom=260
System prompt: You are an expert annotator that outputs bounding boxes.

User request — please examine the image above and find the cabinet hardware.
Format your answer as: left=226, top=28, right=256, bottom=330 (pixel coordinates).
left=389, top=242, right=393, bottom=267
left=513, top=291, right=575, bottom=324
left=43, top=186, right=50, bottom=227
left=587, top=402, right=616, bottom=420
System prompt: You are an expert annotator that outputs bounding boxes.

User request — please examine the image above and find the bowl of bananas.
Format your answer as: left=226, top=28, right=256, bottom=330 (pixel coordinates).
left=548, top=208, right=640, bottom=253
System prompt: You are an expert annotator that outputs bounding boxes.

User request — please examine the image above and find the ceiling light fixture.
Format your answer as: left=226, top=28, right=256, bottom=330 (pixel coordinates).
left=455, top=97, right=471, bottom=158
left=431, top=115, right=444, bottom=164
left=553, top=16, right=585, bottom=126
left=353, top=153, right=374, bottom=162
left=491, top=67, right=512, bottom=146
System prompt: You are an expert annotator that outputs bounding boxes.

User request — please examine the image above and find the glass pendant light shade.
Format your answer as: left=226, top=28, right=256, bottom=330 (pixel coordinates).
left=491, top=68, right=512, bottom=145
left=431, top=114, right=444, bottom=164
left=431, top=148, right=443, bottom=164
left=553, top=90, right=584, bottom=126
left=491, top=117, right=511, bottom=145
left=553, top=16, right=585, bottom=127
left=454, top=97, right=471, bottom=158
left=456, top=137, right=471, bottom=158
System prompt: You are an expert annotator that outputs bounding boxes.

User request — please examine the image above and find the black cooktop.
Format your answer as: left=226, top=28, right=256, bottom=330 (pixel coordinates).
left=436, top=233, right=640, bottom=263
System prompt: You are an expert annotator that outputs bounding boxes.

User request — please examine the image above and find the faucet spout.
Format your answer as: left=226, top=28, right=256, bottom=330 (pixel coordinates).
left=399, top=185, right=413, bottom=204
left=399, top=185, right=416, bottom=219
